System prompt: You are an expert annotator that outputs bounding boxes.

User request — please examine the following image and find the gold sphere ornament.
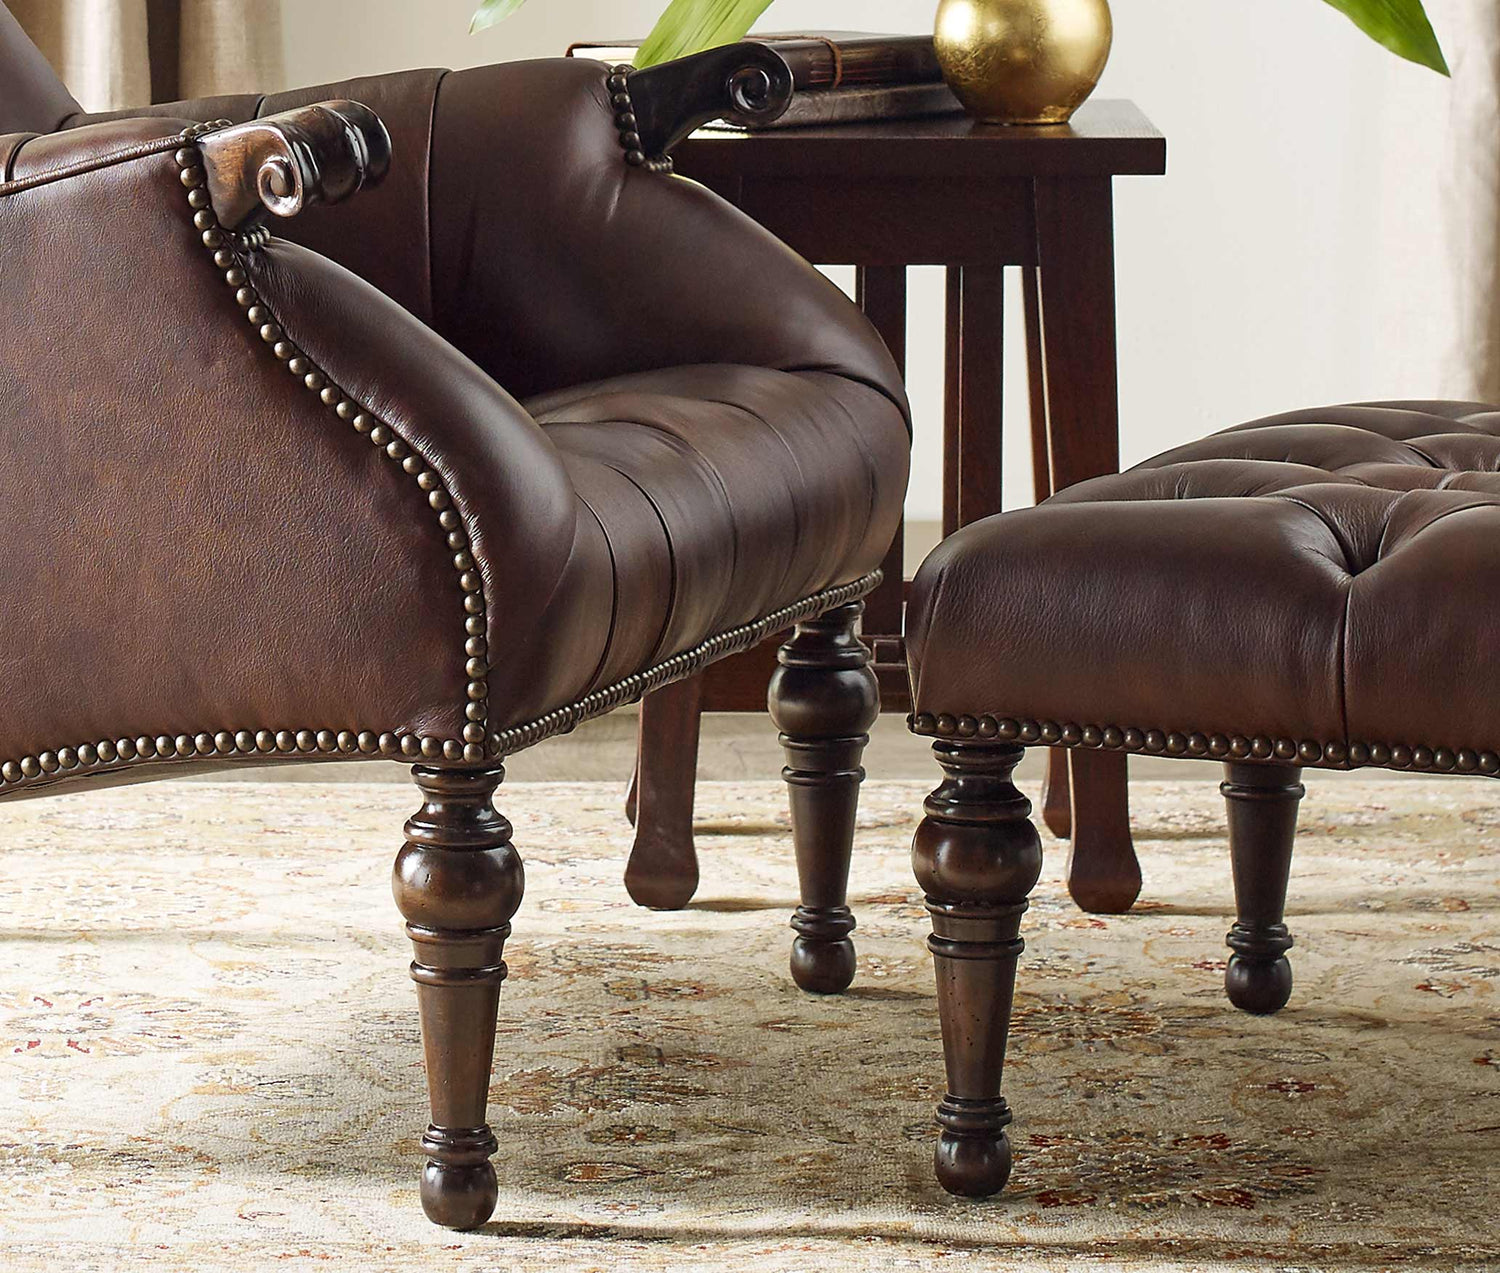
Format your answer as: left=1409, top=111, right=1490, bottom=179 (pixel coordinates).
left=934, top=0, right=1113, bottom=125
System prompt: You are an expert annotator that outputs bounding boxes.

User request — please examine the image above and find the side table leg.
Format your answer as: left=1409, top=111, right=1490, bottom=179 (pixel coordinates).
left=1033, top=177, right=1140, bottom=913
left=625, top=675, right=703, bottom=910
left=1024, top=264, right=1073, bottom=841
left=1064, top=750, right=1140, bottom=913
left=1038, top=181, right=1140, bottom=911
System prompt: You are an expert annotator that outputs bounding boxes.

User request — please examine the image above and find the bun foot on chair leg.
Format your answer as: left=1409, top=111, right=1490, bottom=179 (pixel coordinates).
left=790, top=926, right=856, bottom=994
left=420, top=1148, right=498, bottom=1231
left=1224, top=947, right=1293, bottom=1016
left=935, top=1131, right=1012, bottom=1198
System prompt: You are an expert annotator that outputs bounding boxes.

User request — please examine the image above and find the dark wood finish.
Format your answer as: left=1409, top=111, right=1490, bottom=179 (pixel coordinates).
left=197, top=100, right=392, bottom=233
left=391, top=765, right=524, bottom=1230
left=1222, top=762, right=1303, bottom=1015
left=1062, top=750, right=1140, bottom=912
left=675, top=101, right=1166, bottom=183
left=913, top=739, right=1042, bottom=1196
left=1031, top=175, right=1141, bottom=913
left=857, top=265, right=908, bottom=642
left=768, top=601, right=880, bottom=994
left=730, top=176, right=1035, bottom=266
left=944, top=265, right=1006, bottom=533
left=626, top=42, right=793, bottom=157
left=641, top=106, right=1162, bottom=920
left=623, top=674, right=703, bottom=910
left=1024, top=263, right=1074, bottom=842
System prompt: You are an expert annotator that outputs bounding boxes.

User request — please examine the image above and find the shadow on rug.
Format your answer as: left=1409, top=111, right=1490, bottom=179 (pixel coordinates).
left=1, top=777, right=1497, bottom=1271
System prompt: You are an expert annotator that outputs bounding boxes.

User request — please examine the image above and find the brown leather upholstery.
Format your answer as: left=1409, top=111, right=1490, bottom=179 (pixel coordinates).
left=907, top=401, right=1500, bottom=771
left=0, top=24, right=910, bottom=794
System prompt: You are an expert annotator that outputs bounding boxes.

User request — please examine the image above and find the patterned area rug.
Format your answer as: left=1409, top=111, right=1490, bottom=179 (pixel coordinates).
left=1, top=776, right=1498, bottom=1271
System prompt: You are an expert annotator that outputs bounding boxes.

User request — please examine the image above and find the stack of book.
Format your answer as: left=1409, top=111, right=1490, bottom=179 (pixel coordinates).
left=566, top=32, right=964, bottom=129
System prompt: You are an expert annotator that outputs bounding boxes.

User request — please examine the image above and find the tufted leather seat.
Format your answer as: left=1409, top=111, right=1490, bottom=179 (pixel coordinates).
left=900, top=402, right=1500, bottom=1204
left=907, top=401, right=1500, bottom=771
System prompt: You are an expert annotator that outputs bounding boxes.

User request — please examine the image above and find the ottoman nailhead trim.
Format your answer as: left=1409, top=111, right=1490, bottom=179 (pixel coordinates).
left=906, top=713, right=1500, bottom=777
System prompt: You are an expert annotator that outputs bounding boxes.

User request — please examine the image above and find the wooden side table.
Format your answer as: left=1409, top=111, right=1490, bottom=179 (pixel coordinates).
left=624, top=102, right=1167, bottom=915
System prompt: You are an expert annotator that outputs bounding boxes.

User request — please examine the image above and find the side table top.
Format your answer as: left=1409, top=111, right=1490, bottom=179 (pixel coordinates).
left=675, top=99, right=1165, bottom=180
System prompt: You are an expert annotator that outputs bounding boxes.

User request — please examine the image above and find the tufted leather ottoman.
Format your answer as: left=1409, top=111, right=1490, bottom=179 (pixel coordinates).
left=901, top=400, right=1500, bottom=1199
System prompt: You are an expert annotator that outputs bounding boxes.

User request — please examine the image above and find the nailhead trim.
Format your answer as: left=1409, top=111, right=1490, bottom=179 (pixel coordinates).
left=906, top=712, right=1500, bottom=777
left=0, top=119, right=487, bottom=794
left=488, top=570, right=883, bottom=757
left=607, top=66, right=673, bottom=175
left=185, top=120, right=489, bottom=761
left=0, top=571, right=881, bottom=794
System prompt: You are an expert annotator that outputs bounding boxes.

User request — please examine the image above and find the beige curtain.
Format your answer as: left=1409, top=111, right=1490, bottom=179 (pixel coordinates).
left=10, top=0, right=283, bottom=112
left=1445, top=4, right=1500, bottom=400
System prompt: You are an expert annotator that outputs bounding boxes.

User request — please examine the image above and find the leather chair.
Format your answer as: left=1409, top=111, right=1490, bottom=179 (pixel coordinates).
left=0, top=7, right=910, bottom=1228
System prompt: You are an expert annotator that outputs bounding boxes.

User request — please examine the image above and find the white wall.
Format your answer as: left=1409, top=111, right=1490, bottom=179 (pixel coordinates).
left=278, top=0, right=1472, bottom=521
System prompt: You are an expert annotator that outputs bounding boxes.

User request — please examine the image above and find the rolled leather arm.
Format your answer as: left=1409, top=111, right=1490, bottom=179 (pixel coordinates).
left=0, top=116, right=581, bottom=772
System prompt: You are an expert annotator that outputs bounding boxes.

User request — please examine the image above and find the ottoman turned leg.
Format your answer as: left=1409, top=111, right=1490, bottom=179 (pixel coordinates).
left=1222, top=762, right=1303, bottom=1015
left=392, top=765, right=524, bottom=1230
left=768, top=601, right=880, bottom=994
left=914, top=740, right=1042, bottom=1196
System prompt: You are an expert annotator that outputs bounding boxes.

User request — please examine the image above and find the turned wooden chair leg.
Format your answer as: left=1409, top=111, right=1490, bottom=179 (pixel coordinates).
left=1222, top=761, right=1302, bottom=1015
left=392, top=765, right=524, bottom=1230
left=624, top=674, right=704, bottom=909
left=768, top=600, right=879, bottom=994
left=913, top=739, right=1042, bottom=1196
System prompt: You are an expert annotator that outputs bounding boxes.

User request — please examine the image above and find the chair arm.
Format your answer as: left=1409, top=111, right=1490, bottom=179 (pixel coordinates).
left=195, top=99, right=391, bottom=232
left=0, top=116, right=581, bottom=778
left=624, top=43, right=794, bottom=160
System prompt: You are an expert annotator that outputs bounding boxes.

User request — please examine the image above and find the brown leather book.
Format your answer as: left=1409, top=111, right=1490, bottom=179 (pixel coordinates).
left=567, top=32, right=944, bottom=89
left=566, top=32, right=961, bottom=128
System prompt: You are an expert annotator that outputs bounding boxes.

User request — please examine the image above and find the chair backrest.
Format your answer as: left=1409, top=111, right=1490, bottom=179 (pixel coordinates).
left=0, top=1, right=82, bottom=135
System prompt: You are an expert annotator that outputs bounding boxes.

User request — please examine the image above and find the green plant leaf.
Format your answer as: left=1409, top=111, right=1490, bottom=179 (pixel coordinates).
left=634, top=0, right=775, bottom=69
left=469, top=0, right=528, bottom=35
left=1319, top=0, right=1449, bottom=74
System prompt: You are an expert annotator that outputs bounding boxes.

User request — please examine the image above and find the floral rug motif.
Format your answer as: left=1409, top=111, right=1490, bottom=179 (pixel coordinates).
left=1, top=776, right=1498, bottom=1271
